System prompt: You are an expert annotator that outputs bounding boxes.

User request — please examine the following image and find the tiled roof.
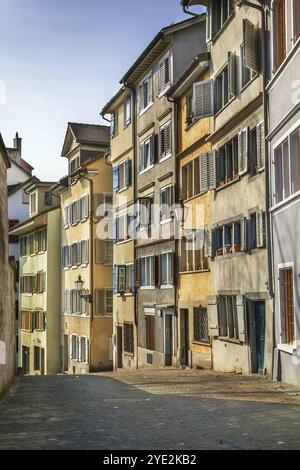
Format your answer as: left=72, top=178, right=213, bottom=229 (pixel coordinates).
left=69, top=123, right=110, bottom=146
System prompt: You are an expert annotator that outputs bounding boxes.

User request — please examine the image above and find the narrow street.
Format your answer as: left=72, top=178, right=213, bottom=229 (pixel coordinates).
left=1, top=370, right=300, bottom=450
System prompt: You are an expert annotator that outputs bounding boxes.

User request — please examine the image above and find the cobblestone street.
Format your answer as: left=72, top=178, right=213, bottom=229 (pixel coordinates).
left=1, top=370, right=300, bottom=450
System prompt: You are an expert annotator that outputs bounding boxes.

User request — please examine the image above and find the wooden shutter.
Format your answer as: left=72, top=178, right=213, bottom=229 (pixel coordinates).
left=200, top=152, right=208, bottom=192
left=256, top=210, right=265, bottom=248
left=238, top=128, right=248, bottom=175
left=204, top=229, right=211, bottom=258
left=150, top=134, right=156, bottom=165
left=113, top=266, right=118, bottom=295
left=139, top=142, right=144, bottom=172
left=206, top=2, right=212, bottom=42
left=159, top=60, right=165, bottom=94
left=256, top=121, right=265, bottom=170
left=208, top=296, right=219, bottom=336
left=294, top=0, right=300, bottom=41
left=165, top=122, right=171, bottom=156
left=193, top=80, right=214, bottom=120
left=134, top=259, right=141, bottom=288
left=228, top=52, right=237, bottom=97
left=81, top=195, right=89, bottom=220
left=243, top=19, right=260, bottom=73
left=240, top=217, right=247, bottom=252
left=95, top=289, right=105, bottom=315
left=236, top=295, right=246, bottom=342
left=155, top=255, right=161, bottom=287
left=147, top=74, right=153, bottom=105
left=95, top=239, right=104, bottom=264
left=207, top=151, right=216, bottom=190
left=125, top=160, right=131, bottom=187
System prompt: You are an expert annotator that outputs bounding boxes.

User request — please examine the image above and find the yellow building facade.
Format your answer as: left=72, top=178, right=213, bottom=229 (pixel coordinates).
left=11, top=181, right=61, bottom=376
left=168, top=54, right=213, bottom=369
left=102, top=88, right=137, bottom=370
left=54, top=123, right=113, bottom=374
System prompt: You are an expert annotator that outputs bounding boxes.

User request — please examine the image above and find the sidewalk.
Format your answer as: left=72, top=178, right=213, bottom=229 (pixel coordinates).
left=99, top=368, right=300, bottom=405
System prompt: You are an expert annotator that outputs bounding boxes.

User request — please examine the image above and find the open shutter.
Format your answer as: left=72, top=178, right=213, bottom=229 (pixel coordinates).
left=256, top=210, right=265, bottom=248
left=238, top=128, right=248, bottom=175
left=139, top=142, right=145, bottom=172
left=125, top=160, right=132, bottom=187
left=193, top=80, right=214, bottom=120
left=206, top=2, right=212, bottom=42
left=159, top=61, right=165, bottom=94
left=95, top=289, right=105, bottom=315
left=207, top=151, right=216, bottom=190
left=236, top=295, right=246, bottom=343
left=240, top=217, right=247, bottom=252
left=204, top=229, right=211, bottom=258
left=243, top=19, right=260, bottom=73
left=256, top=121, right=265, bottom=170
left=95, top=239, right=105, bottom=264
left=228, top=52, right=237, bottom=98
left=200, top=152, right=208, bottom=192
left=165, top=122, right=172, bottom=156
left=69, top=336, right=73, bottom=359
left=147, top=74, right=153, bottom=105
left=211, top=229, right=217, bottom=258
left=112, top=219, right=117, bottom=245
left=113, top=166, right=119, bottom=193
left=155, top=255, right=161, bottom=287
left=113, top=266, right=118, bottom=295
left=208, top=295, right=219, bottom=337
left=134, top=259, right=141, bottom=288
left=150, top=134, right=156, bottom=165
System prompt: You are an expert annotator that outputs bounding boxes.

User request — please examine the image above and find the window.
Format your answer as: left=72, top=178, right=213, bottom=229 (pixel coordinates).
left=22, top=190, right=29, bottom=205
left=44, top=191, right=52, bottom=206
left=30, top=192, right=37, bottom=215
left=240, top=43, right=256, bottom=88
left=118, top=159, right=131, bottom=191
left=95, top=239, right=113, bottom=264
left=218, top=295, right=239, bottom=340
left=159, top=121, right=172, bottom=161
left=138, top=72, right=153, bottom=113
left=21, top=310, right=31, bottom=331
left=81, top=240, right=89, bottom=265
left=137, top=196, right=153, bottom=237
left=274, top=126, right=300, bottom=204
left=216, top=136, right=239, bottom=186
left=160, top=252, right=174, bottom=286
left=37, top=229, right=47, bottom=252
left=145, top=314, right=155, bottom=351
left=111, top=111, right=118, bottom=137
left=80, top=337, right=88, bottom=363
left=279, top=267, right=295, bottom=345
left=215, top=65, right=229, bottom=112
left=20, top=275, right=34, bottom=294
left=211, top=0, right=234, bottom=36
left=141, top=256, right=155, bottom=287
left=116, top=213, right=132, bottom=243
left=159, top=53, right=172, bottom=95
left=160, top=185, right=173, bottom=222
left=249, top=213, right=257, bottom=250
left=62, top=245, right=70, bottom=268
left=20, top=236, right=29, bottom=257
left=213, top=220, right=244, bottom=256
left=81, top=195, right=89, bottom=220
left=64, top=205, right=70, bottom=228
left=194, top=307, right=209, bottom=343
left=273, top=0, right=287, bottom=71
left=124, top=96, right=131, bottom=126
left=114, top=264, right=134, bottom=295
left=69, top=156, right=80, bottom=175
left=139, top=137, right=153, bottom=173
left=32, top=311, right=44, bottom=331
left=36, top=272, right=46, bottom=293
left=186, top=92, right=194, bottom=127
left=180, top=231, right=209, bottom=272
left=34, top=346, right=41, bottom=371
left=71, top=200, right=80, bottom=225
left=94, top=289, right=113, bottom=315
left=124, top=323, right=134, bottom=354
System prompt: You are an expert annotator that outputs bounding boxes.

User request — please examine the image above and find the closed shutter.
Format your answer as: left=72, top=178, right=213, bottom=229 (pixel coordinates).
left=208, top=296, right=219, bottom=336
left=69, top=336, right=73, bottom=359
left=113, top=166, right=119, bottom=193
left=81, top=240, right=89, bottom=265
left=240, top=217, right=247, bottom=252
left=155, top=255, right=161, bottom=287
left=193, top=80, right=214, bottom=120
left=228, top=52, right=237, bottom=97
left=256, top=210, right=265, bottom=248
left=105, top=289, right=113, bottom=314
left=94, top=289, right=105, bottom=315
left=113, top=266, right=118, bottom=295
left=256, top=121, right=265, bottom=170
left=138, top=83, right=144, bottom=113
left=243, top=19, right=260, bottom=73
left=294, top=0, right=300, bottom=41
left=150, top=134, right=156, bottom=165
left=236, top=295, right=246, bottom=343
left=159, top=60, right=165, bottom=94
left=200, top=152, right=208, bottom=192
left=165, top=121, right=171, bottom=156
left=238, top=128, right=248, bottom=175
left=125, top=160, right=132, bottom=187
left=207, top=151, right=216, bottom=190
left=81, top=195, right=89, bottom=220
left=147, top=74, right=153, bottom=105
left=77, top=199, right=82, bottom=223
left=134, top=259, right=141, bottom=288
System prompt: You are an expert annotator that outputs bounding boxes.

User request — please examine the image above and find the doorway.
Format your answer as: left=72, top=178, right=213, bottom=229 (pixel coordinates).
left=248, top=301, right=266, bottom=374
left=180, top=309, right=189, bottom=366
left=116, top=326, right=123, bottom=369
left=164, top=312, right=173, bottom=367
left=22, top=346, right=30, bottom=375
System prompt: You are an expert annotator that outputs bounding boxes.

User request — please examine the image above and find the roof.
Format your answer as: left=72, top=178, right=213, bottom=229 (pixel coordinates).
left=8, top=178, right=40, bottom=196
left=9, top=157, right=33, bottom=176
left=61, top=123, right=111, bottom=157
left=24, top=180, right=57, bottom=195
left=9, top=206, right=60, bottom=237
left=167, top=52, right=210, bottom=98
left=0, top=133, right=11, bottom=169
left=101, top=86, right=130, bottom=116
left=120, top=15, right=206, bottom=85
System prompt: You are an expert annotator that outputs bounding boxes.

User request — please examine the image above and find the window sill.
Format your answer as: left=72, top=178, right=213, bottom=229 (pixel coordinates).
left=159, top=153, right=172, bottom=164
left=240, top=73, right=259, bottom=94
left=218, top=337, right=242, bottom=345
left=277, top=343, right=296, bottom=355
left=192, top=340, right=211, bottom=347
left=160, top=218, right=172, bottom=226
left=185, top=118, right=199, bottom=132
left=139, top=102, right=153, bottom=117
left=116, top=238, right=132, bottom=246
left=139, top=164, right=154, bottom=176
left=111, top=132, right=119, bottom=140
left=179, top=269, right=210, bottom=275
left=214, top=95, right=236, bottom=119
left=158, top=84, right=172, bottom=99
left=80, top=218, right=88, bottom=224
left=123, top=121, right=131, bottom=130
left=213, top=251, right=245, bottom=261
left=118, top=186, right=129, bottom=194
left=160, top=285, right=173, bottom=290
left=140, top=286, right=155, bottom=290
left=124, top=351, right=135, bottom=357
left=182, top=191, right=207, bottom=203
left=211, top=12, right=235, bottom=44
left=216, top=176, right=240, bottom=192
left=270, top=190, right=300, bottom=213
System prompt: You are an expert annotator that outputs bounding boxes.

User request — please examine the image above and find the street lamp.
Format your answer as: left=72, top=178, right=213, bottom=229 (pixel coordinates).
left=75, top=275, right=92, bottom=303
left=174, top=199, right=189, bottom=229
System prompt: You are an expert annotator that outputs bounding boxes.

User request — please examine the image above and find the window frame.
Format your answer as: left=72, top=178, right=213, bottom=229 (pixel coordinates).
left=124, top=96, right=131, bottom=127
left=140, top=255, right=155, bottom=289
left=278, top=263, right=296, bottom=350
left=160, top=184, right=173, bottom=223
left=138, top=71, right=153, bottom=115
left=158, top=51, right=172, bottom=97
left=160, top=251, right=174, bottom=288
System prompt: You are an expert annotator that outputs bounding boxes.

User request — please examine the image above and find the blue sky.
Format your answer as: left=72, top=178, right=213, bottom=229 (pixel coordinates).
left=0, top=0, right=204, bottom=180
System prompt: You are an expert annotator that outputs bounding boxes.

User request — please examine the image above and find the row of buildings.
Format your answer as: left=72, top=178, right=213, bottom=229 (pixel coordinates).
left=1, top=0, right=300, bottom=387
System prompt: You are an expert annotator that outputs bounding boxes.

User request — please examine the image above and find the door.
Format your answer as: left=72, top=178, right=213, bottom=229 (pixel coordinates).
left=255, top=302, right=265, bottom=374
left=116, top=326, right=123, bottom=369
left=41, top=348, right=45, bottom=376
left=180, top=310, right=189, bottom=366
left=64, top=335, right=69, bottom=372
left=22, top=346, right=30, bottom=375
left=165, top=314, right=173, bottom=367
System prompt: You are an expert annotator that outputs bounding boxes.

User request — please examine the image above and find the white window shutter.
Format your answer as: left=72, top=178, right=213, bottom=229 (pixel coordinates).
left=147, top=74, right=153, bottom=105
left=95, top=289, right=105, bottom=315
left=236, top=295, right=246, bottom=343
left=204, top=229, right=211, bottom=258
left=77, top=336, right=81, bottom=362
left=208, top=296, right=219, bottom=337
left=228, top=52, right=237, bottom=97
left=243, top=19, right=260, bottom=73
left=206, top=3, right=212, bottom=42
left=256, top=210, right=265, bottom=248
left=256, top=121, right=265, bottom=170
left=193, top=80, right=214, bottom=120
left=159, top=61, right=165, bottom=94
left=207, top=151, right=216, bottom=190
left=69, top=335, right=73, bottom=359
left=240, top=217, right=247, bottom=252
left=200, top=152, right=208, bottom=192
left=238, top=127, right=248, bottom=175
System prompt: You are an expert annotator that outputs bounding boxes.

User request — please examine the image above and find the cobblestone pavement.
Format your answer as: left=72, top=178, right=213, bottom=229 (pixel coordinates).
left=1, top=371, right=300, bottom=450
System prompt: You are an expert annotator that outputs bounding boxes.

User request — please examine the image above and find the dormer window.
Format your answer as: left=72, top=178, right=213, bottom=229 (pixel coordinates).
left=69, top=156, right=80, bottom=175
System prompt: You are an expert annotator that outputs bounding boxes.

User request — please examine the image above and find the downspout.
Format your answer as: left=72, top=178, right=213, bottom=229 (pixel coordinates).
left=168, top=94, right=179, bottom=366
left=124, top=81, right=138, bottom=370
left=182, top=4, right=199, bottom=17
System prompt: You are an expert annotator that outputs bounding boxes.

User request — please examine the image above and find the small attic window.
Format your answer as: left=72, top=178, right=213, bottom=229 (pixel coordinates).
left=69, top=156, right=80, bottom=175
left=44, top=191, right=52, bottom=206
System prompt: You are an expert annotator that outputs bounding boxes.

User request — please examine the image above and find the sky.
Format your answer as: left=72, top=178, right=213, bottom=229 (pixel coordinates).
left=0, top=0, right=204, bottom=181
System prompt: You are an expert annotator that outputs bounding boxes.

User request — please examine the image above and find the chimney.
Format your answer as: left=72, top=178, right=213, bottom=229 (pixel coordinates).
left=13, top=132, right=22, bottom=157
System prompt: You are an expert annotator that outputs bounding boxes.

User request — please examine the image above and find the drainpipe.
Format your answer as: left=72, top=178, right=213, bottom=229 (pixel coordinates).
left=168, top=93, right=180, bottom=367
left=181, top=3, right=199, bottom=17
left=124, top=81, right=139, bottom=370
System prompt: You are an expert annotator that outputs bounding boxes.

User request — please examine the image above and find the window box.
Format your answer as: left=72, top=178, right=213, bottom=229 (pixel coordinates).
left=224, top=245, right=232, bottom=255
left=232, top=243, right=241, bottom=254
left=216, top=248, right=224, bottom=257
